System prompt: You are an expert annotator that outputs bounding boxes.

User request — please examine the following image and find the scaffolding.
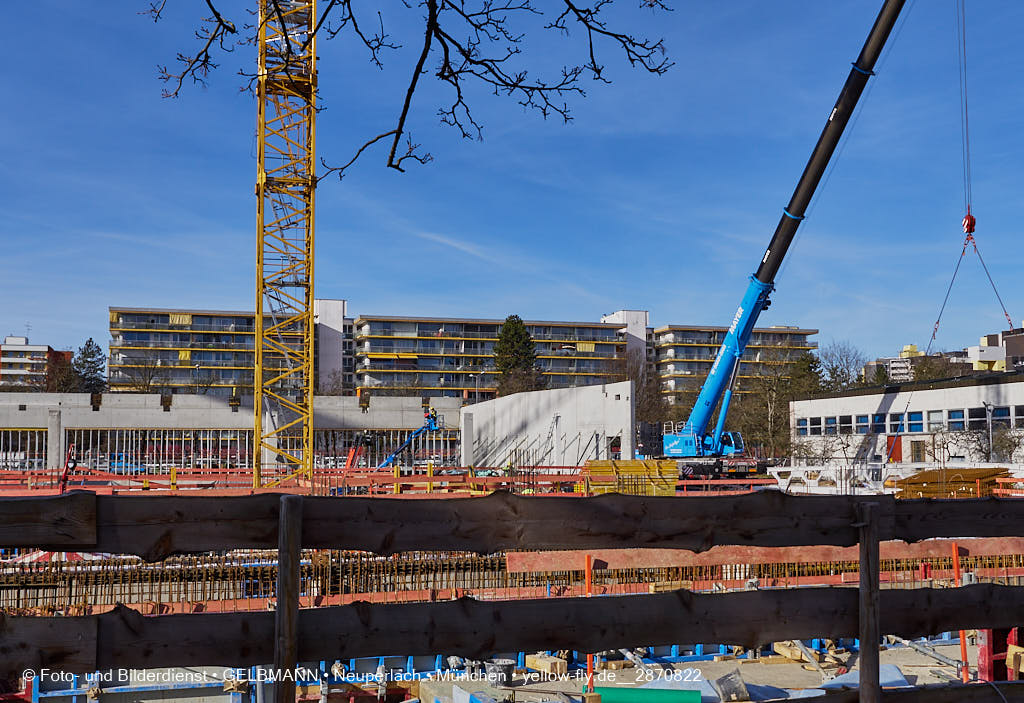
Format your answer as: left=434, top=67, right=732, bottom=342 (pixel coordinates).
left=255, top=0, right=318, bottom=489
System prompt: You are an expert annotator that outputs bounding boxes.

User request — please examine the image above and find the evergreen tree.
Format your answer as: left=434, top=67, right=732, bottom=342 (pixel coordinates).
left=870, top=364, right=890, bottom=386
left=72, top=338, right=107, bottom=394
left=787, top=352, right=823, bottom=399
left=494, top=315, right=544, bottom=395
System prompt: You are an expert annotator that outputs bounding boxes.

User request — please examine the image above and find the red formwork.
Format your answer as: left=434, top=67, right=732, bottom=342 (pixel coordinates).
left=979, top=627, right=1020, bottom=681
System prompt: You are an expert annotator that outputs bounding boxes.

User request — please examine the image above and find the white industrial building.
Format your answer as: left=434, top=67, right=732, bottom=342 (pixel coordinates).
left=789, top=372, right=1024, bottom=466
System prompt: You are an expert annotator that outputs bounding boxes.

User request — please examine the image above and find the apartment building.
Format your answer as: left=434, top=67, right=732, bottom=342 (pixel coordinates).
left=108, top=301, right=352, bottom=396
left=354, top=315, right=627, bottom=399
left=653, top=324, right=818, bottom=404
left=107, top=302, right=815, bottom=401
left=0, top=337, right=71, bottom=390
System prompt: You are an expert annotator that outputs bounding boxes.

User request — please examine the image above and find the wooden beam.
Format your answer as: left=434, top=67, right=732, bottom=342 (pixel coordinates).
left=8, top=584, right=1024, bottom=679
left=4, top=494, right=1024, bottom=561
left=893, top=498, right=1024, bottom=542
left=0, top=610, right=96, bottom=674
left=0, top=492, right=95, bottom=549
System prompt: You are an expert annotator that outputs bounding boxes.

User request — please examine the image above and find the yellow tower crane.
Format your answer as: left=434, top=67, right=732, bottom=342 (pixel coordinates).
left=254, top=0, right=317, bottom=488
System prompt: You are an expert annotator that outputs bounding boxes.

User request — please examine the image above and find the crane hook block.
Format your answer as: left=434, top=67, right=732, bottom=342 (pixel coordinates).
left=962, top=212, right=976, bottom=234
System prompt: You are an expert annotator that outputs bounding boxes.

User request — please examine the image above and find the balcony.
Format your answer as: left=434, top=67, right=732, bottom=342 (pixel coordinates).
left=112, top=321, right=257, bottom=333
left=111, top=340, right=257, bottom=350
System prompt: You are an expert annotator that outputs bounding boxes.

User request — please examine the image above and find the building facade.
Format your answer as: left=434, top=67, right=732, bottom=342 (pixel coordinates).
left=108, top=301, right=352, bottom=396
left=652, top=325, right=818, bottom=404
left=354, top=315, right=627, bottom=399
left=0, top=337, right=70, bottom=390
left=790, top=372, right=1024, bottom=465
left=108, top=303, right=815, bottom=402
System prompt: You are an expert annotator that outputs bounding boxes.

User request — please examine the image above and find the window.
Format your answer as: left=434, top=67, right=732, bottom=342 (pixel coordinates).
left=889, top=413, right=905, bottom=434
left=825, top=417, right=838, bottom=435
left=948, top=409, right=965, bottom=431
left=968, top=407, right=987, bottom=431
left=855, top=415, right=869, bottom=434
left=927, top=410, right=944, bottom=432
left=1016, top=406, right=1024, bottom=428
left=839, top=415, right=853, bottom=435
left=908, top=411, right=923, bottom=433
left=993, top=406, right=1011, bottom=429
left=809, top=417, right=822, bottom=436
left=871, top=414, right=886, bottom=433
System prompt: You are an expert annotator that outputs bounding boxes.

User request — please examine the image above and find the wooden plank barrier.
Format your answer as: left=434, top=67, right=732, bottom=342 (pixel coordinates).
left=2, top=491, right=1024, bottom=702
left=2, top=492, right=1024, bottom=561
left=4, top=584, right=1024, bottom=677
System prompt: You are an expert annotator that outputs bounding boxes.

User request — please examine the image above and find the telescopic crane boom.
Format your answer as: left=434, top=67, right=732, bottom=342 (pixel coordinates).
left=664, top=0, right=906, bottom=460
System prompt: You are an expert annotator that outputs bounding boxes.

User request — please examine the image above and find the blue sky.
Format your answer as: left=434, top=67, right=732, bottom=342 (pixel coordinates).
left=3, top=1, right=1023, bottom=360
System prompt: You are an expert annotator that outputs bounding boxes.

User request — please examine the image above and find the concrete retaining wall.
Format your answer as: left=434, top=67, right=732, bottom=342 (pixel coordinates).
left=460, top=381, right=634, bottom=467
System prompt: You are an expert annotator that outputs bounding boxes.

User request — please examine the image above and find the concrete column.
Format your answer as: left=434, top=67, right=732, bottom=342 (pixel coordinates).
left=46, top=409, right=62, bottom=471
left=461, top=413, right=474, bottom=467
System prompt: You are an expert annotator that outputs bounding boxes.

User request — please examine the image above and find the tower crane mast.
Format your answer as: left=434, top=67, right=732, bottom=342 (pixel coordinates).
left=254, top=0, right=318, bottom=488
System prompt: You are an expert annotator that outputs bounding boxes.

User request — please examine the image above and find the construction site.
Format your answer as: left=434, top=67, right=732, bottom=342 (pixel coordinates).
left=5, top=0, right=1024, bottom=702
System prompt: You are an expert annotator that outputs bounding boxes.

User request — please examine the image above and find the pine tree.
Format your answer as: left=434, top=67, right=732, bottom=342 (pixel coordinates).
left=494, top=315, right=544, bottom=396
left=72, top=338, right=107, bottom=394
left=787, top=352, right=823, bottom=399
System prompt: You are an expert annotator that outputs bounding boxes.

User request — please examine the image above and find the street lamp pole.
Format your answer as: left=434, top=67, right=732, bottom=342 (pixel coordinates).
left=194, top=363, right=201, bottom=395
left=984, top=402, right=994, bottom=461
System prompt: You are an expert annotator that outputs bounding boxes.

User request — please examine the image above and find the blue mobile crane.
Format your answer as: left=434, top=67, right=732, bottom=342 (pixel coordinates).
left=376, top=407, right=442, bottom=469
left=661, top=0, right=905, bottom=467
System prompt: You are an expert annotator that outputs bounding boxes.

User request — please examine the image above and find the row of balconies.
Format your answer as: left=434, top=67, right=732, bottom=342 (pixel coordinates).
left=112, top=321, right=256, bottom=333
left=357, top=329, right=622, bottom=344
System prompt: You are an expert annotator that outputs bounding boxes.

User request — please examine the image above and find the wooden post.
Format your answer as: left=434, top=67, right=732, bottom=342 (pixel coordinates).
left=586, top=553, right=594, bottom=693
left=275, top=495, right=302, bottom=703
left=857, top=502, right=880, bottom=703
left=952, top=541, right=970, bottom=682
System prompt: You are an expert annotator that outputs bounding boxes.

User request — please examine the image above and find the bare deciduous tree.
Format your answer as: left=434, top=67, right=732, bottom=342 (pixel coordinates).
left=143, top=1, right=673, bottom=176
left=818, top=340, right=867, bottom=393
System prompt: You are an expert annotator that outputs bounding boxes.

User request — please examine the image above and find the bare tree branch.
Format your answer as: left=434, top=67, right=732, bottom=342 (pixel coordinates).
left=156, top=0, right=239, bottom=98
left=147, top=0, right=673, bottom=174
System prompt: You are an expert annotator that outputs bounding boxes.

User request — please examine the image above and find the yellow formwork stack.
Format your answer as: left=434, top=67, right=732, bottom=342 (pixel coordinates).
left=583, top=459, right=677, bottom=497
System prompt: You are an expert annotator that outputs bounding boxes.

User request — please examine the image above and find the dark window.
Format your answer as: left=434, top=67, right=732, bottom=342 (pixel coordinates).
left=871, top=413, right=886, bottom=433
left=949, top=408, right=966, bottom=431
left=889, top=413, right=905, bottom=434
left=968, top=407, right=987, bottom=431
left=993, top=406, right=1011, bottom=429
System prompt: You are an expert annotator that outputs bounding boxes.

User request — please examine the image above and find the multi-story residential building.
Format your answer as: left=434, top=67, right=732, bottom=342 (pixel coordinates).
left=108, top=301, right=352, bottom=396
left=0, top=337, right=71, bottom=390
left=653, top=324, right=818, bottom=404
left=354, top=315, right=627, bottom=399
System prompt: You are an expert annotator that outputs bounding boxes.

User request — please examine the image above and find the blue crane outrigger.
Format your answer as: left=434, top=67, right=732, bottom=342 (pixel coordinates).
left=663, top=0, right=905, bottom=462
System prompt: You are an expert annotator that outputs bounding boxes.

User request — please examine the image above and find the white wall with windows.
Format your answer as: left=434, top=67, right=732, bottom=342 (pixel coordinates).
left=790, top=374, right=1024, bottom=464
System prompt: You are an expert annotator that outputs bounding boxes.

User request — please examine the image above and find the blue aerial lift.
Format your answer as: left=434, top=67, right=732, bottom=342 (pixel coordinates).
left=376, top=407, right=442, bottom=469
left=662, top=0, right=905, bottom=466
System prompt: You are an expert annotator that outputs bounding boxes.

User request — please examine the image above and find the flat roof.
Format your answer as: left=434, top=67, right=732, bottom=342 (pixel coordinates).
left=653, top=324, right=818, bottom=335
left=799, top=370, right=1024, bottom=401
left=111, top=306, right=256, bottom=317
